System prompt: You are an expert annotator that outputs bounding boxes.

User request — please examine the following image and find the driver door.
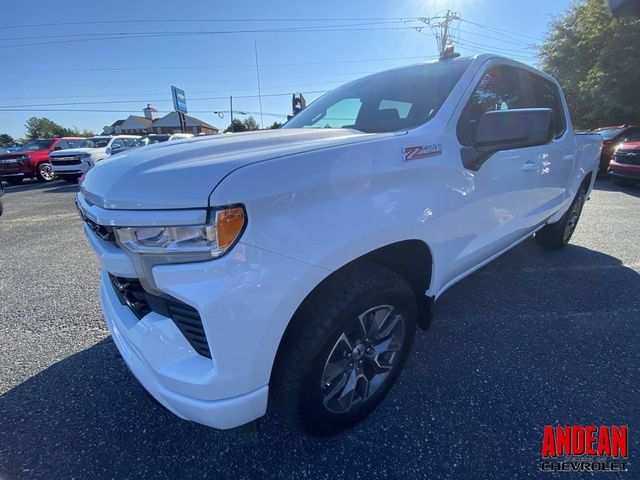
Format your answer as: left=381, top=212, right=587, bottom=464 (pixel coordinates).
left=441, top=63, right=544, bottom=284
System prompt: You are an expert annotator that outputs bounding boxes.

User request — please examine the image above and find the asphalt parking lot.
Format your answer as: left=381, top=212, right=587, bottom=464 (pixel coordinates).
left=0, top=178, right=639, bottom=479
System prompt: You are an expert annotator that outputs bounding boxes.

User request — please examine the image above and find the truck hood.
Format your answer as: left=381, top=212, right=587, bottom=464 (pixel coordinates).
left=50, top=147, right=103, bottom=156
left=618, top=141, right=640, bottom=150
left=81, top=129, right=391, bottom=210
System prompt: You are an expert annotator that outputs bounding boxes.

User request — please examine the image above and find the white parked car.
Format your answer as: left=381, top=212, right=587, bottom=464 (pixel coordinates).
left=77, top=55, right=601, bottom=435
left=50, top=135, right=140, bottom=181
left=168, top=133, right=194, bottom=141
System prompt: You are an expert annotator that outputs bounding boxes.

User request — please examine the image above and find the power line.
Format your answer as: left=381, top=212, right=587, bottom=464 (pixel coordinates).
left=0, top=17, right=423, bottom=30
left=0, top=20, right=408, bottom=43
left=0, top=24, right=425, bottom=49
left=456, top=27, right=534, bottom=47
left=460, top=19, right=545, bottom=42
left=452, top=38, right=538, bottom=58
left=0, top=68, right=402, bottom=107
left=0, top=54, right=434, bottom=76
left=0, top=107, right=289, bottom=117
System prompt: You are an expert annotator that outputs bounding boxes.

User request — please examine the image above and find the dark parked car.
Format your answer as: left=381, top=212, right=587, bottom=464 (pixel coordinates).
left=590, top=125, right=640, bottom=175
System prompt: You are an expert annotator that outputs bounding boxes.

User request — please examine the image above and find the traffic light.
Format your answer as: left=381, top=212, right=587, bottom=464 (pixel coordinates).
left=292, top=93, right=306, bottom=116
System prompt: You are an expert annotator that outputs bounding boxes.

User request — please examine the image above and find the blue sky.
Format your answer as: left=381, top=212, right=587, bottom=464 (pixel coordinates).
left=0, top=0, right=573, bottom=139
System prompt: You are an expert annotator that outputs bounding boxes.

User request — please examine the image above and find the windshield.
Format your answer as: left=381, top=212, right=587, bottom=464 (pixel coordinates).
left=593, top=128, right=623, bottom=140
left=20, top=140, right=53, bottom=151
left=284, top=60, right=471, bottom=133
left=76, top=137, right=110, bottom=148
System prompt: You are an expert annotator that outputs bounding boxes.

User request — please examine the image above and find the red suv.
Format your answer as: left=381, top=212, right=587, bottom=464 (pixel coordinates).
left=609, top=140, right=640, bottom=187
left=590, top=125, right=640, bottom=175
left=0, top=137, right=84, bottom=185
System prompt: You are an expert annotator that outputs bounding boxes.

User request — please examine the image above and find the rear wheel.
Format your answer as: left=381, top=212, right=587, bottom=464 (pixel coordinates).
left=536, top=185, right=587, bottom=249
left=613, top=177, right=638, bottom=187
left=3, top=177, right=23, bottom=186
left=35, top=162, right=55, bottom=182
left=270, top=264, right=417, bottom=436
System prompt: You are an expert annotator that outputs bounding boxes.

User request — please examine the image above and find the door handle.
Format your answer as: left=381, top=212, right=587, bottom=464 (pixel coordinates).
left=521, top=160, right=538, bottom=171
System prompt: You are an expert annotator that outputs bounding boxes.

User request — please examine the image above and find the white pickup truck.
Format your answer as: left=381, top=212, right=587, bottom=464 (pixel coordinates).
left=50, top=135, right=140, bottom=181
left=77, top=54, right=601, bottom=436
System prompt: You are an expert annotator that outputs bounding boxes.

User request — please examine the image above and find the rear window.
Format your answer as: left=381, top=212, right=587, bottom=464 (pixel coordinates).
left=284, top=60, right=472, bottom=133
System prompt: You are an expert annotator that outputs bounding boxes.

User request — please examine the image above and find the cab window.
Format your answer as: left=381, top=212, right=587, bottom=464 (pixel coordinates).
left=529, top=73, right=566, bottom=138
left=457, top=65, right=529, bottom=146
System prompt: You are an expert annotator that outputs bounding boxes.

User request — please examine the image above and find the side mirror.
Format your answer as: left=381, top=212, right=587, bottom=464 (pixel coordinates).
left=111, top=143, right=121, bottom=150
left=461, top=108, right=553, bottom=170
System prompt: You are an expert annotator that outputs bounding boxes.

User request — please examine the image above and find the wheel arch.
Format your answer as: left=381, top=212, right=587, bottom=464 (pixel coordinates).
left=270, top=239, right=434, bottom=389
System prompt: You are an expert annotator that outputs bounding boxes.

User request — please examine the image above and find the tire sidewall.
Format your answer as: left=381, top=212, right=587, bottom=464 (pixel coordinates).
left=298, top=286, right=416, bottom=433
left=561, top=185, right=587, bottom=244
left=37, top=162, right=54, bottom=182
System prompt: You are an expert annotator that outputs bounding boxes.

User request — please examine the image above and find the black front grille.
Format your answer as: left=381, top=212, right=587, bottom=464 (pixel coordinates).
left=0, top=159, right=21, bottom=167
left=0, top=154, right=28, bottom=162
left=614, top=150, right=640, bottom=166
left=51, top=157, right=82, bottom=166
left=109, top=274, right=211, bottom=358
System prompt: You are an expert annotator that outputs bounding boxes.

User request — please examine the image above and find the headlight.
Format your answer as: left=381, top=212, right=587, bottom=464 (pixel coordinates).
left=114, top=206, right=246, bottom=263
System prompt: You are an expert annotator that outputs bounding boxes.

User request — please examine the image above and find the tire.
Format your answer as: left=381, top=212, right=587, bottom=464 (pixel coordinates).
left=4, top=177, right=23, bottom=186
left=35, top=162, right=55, bottom=182
left=270, top=263, right=417, bottom=436
left=613, top=177, right=638, bottom=187
left=536, top=184, right=587, bottom=249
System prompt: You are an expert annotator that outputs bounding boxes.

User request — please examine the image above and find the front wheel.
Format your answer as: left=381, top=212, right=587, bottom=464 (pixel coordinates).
left=35, top=162, right=55, bottom=182
left=270, top=264, right=417, bottom=436
left=536, top=185, right=587, bottom=249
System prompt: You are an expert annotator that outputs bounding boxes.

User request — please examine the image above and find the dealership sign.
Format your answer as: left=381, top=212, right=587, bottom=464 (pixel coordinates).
left=540, top=425, right=628, bottom=473
left=171, top=86, right=188, bottom=114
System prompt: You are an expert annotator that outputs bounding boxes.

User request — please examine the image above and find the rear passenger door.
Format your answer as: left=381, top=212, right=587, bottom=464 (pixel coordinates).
left=526, top=71, right=574, bottom=216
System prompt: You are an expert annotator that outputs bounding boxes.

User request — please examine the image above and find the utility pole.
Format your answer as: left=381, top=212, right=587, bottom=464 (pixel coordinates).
left=433, top=10, right=461, bottom=58
left=229, top=96, right=234, bottom=132
left=254, top=41, right=264, bottom=129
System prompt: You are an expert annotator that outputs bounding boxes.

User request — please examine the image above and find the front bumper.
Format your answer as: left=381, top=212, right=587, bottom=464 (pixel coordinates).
left=609, top=160, right=640, bottom=180
left=85, top=221, right=329, bottom=429
left=0, top=164, right=29, bottom=177
left=100, top=271, right=269, bottom=429
left=51, top=159, right=91, bottom=175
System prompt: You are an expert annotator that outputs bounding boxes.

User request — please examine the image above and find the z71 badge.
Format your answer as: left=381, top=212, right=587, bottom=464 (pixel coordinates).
left=403, top=143, right=442, bottom=161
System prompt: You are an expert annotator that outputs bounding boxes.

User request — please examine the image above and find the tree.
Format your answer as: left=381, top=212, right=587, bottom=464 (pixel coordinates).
left=242, top=116, right=260, bottom=131
left=224, top=116, right=261, bottom=132
left=24, top=117, right=66, bottom=139
left=0, top=133, right=16, bottom=147
left=268, top=121, right=283, bottom=129
left=224, top=118, right=246, bottom=133
left=539, top=0, right=640, bottom=129
left=23, top=117, right=94, bottom=139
